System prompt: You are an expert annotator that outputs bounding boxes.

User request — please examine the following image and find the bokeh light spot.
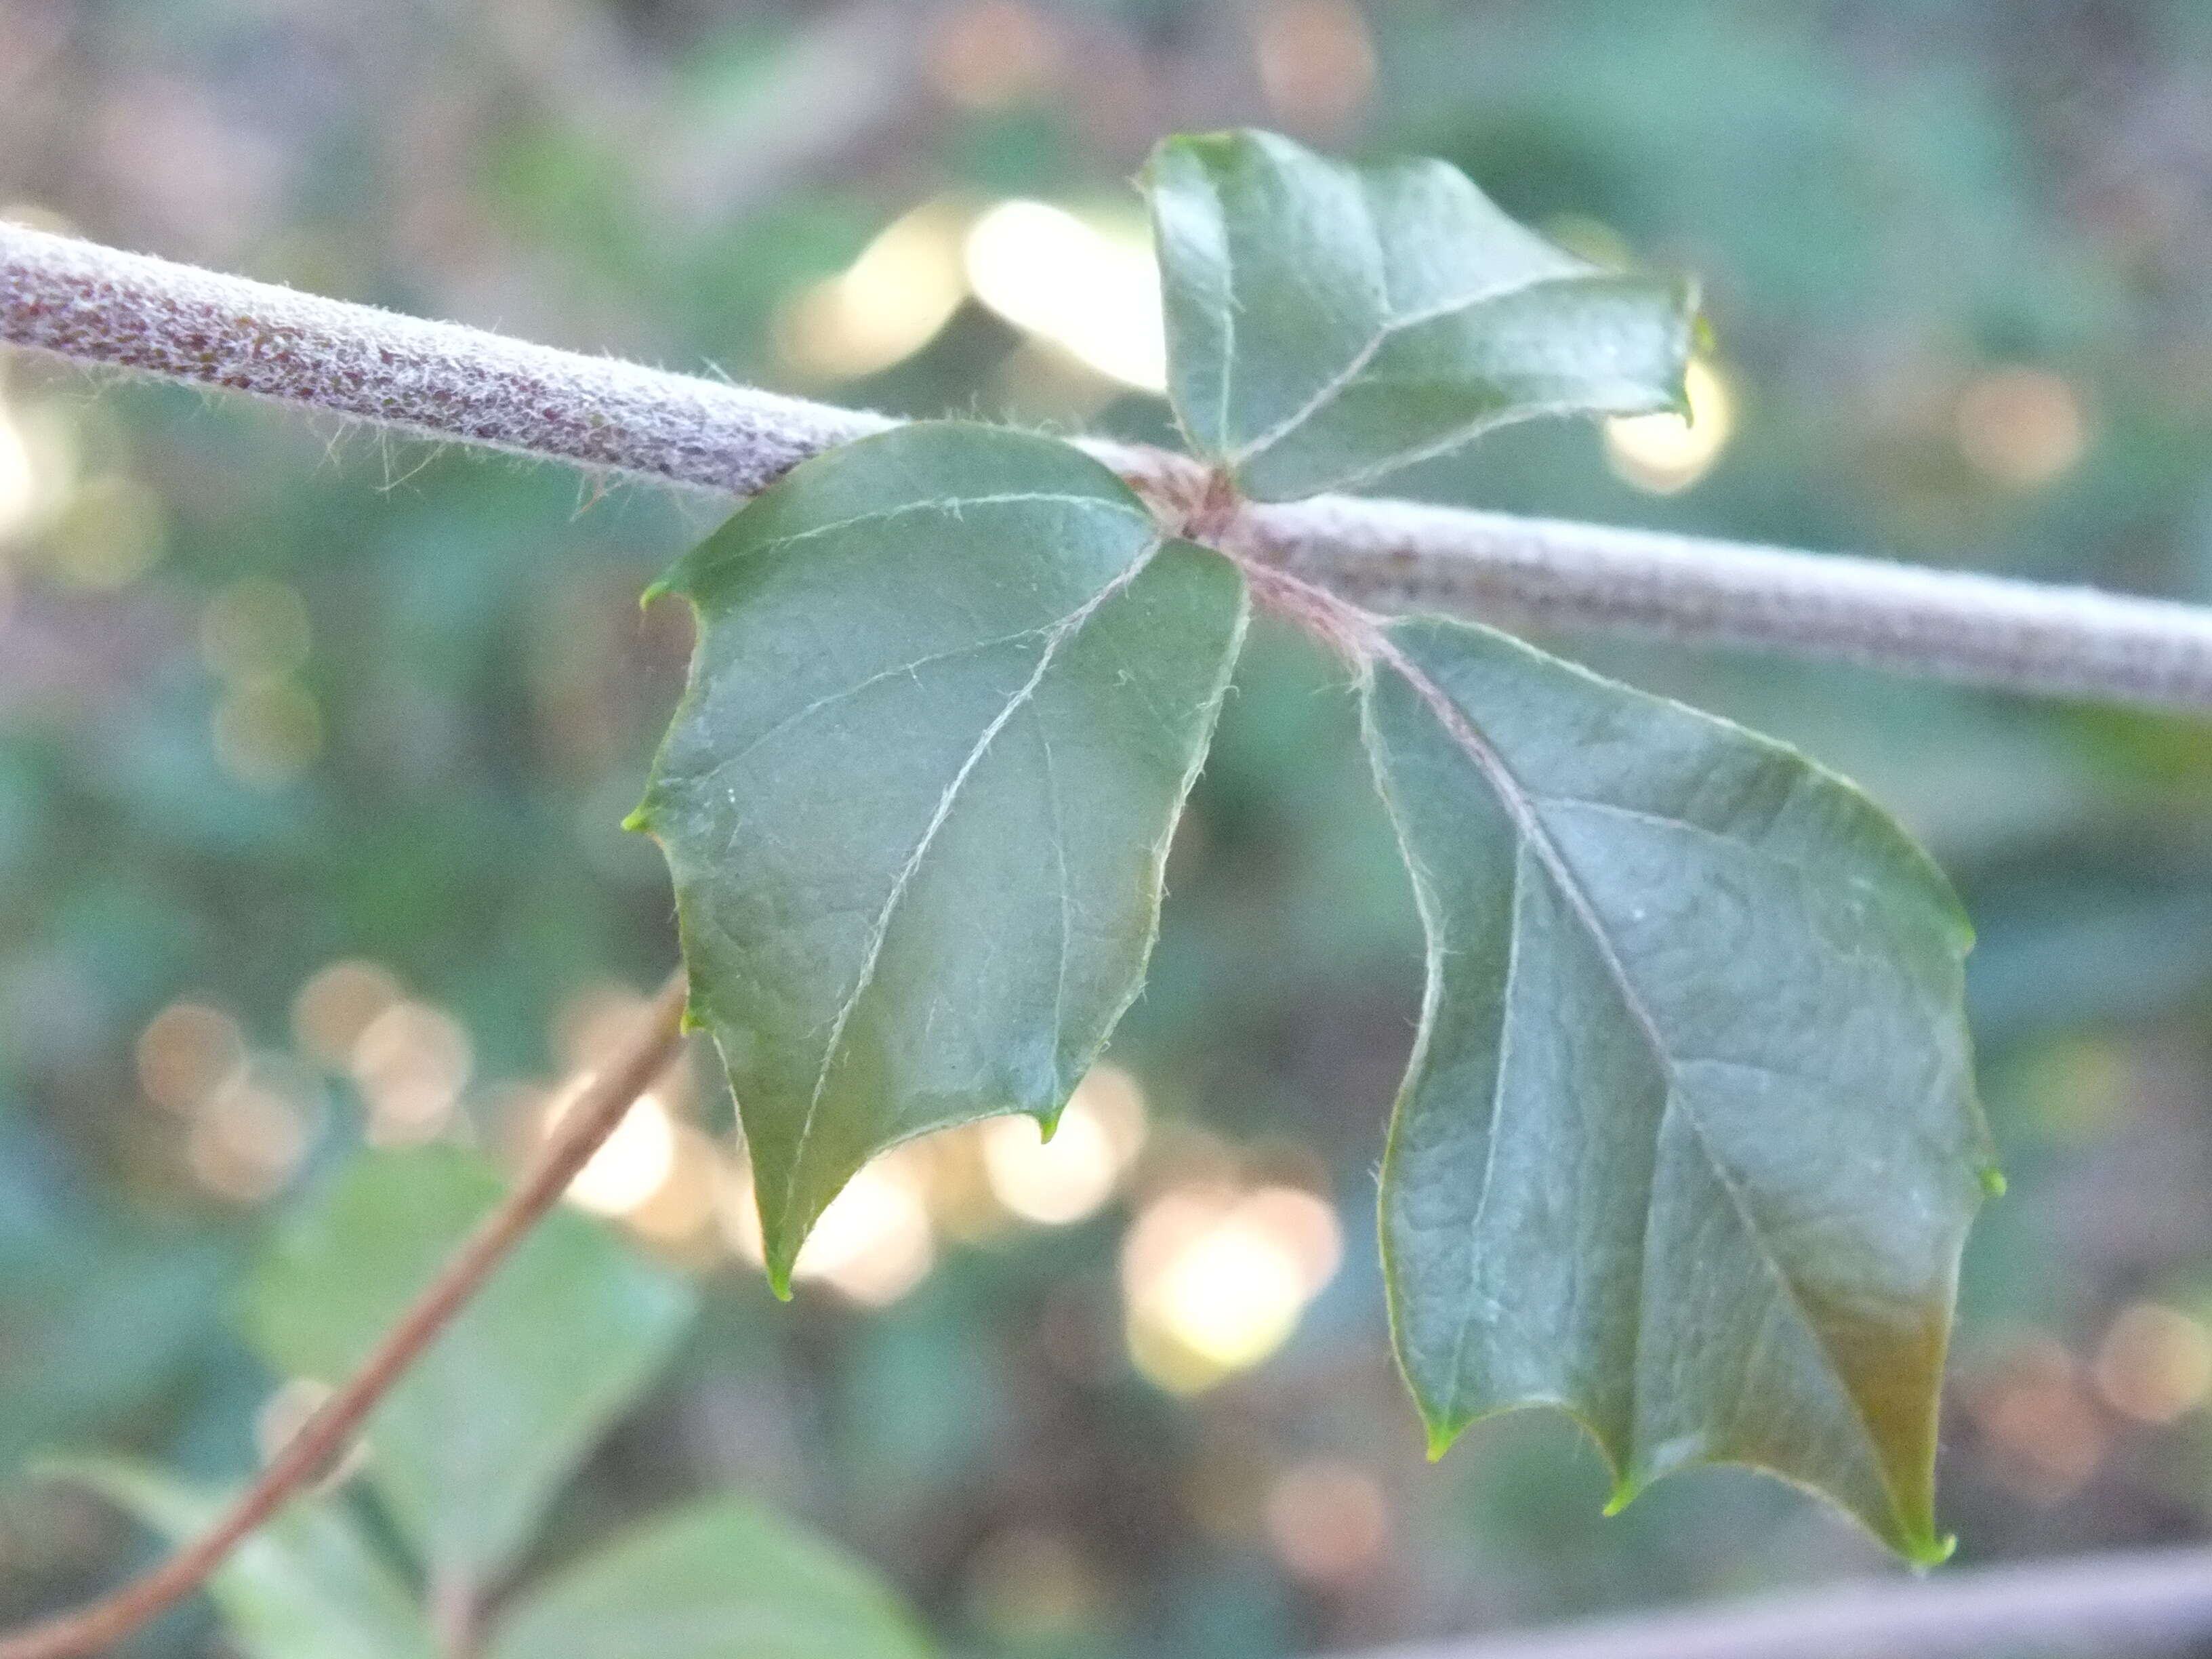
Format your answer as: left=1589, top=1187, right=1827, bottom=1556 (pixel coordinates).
left=1122, top=1183, right=1341, bottom=1392
left=2093, top=1302, right=2212, bottom=1425
left=1605, top=357, right=1733, bottom=495
left=980, top=1063, right=1147, bottom=1225
left=964, top=201, right=1166, bottom=392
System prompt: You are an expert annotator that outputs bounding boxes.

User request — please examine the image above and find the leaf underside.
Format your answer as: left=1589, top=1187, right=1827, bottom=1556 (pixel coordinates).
left=1361, top=616, right=1996, bottom=1560
left=1144, top=128, right=1697, bottom=501
left=631, top=423, right=1248, bottom=1290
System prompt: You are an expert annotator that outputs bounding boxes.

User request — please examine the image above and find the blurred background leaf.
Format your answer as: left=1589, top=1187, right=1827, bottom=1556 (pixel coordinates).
left=45, top=1458, right=434, bottom=1659
left=240, top=1148, right=695, bottom=1587
left=485, top=1494, right=935, bottom=1659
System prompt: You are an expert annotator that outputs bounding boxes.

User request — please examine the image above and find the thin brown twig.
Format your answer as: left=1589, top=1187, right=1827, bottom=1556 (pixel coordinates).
left=0, top=970, right=691, bottom=1659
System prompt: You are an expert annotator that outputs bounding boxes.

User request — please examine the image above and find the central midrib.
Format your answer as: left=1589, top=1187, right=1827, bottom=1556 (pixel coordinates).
left=1378, top=637, right=1896, bottom=1511
left=777, top=538, right=1166, bottom=1242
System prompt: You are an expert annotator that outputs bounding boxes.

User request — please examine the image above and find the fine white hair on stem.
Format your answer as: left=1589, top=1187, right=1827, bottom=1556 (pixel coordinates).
left=1348, top=1538, right=2212, bottom=1659
left=11, top=220, right=2212, bottom=713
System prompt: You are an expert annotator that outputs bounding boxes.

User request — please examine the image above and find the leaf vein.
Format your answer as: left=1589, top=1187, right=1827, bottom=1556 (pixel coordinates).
left=1380, top=639, right=1896, bottom=1505
left=779, top=540, right=1165, bottom=1229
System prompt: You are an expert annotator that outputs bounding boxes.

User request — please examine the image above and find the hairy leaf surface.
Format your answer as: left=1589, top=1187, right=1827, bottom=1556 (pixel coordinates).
left=1361, top=617, right=1995, bottom=1559
left=1144, top=129, right=1696, bottom=500
left=486, top=1496, right=933, bottom=1659
left=631, top=424, right=1248, bottom=1290
left=241, top=1149, right=695, bottom=1582
left=53, top=1458, right=435, bottom=1659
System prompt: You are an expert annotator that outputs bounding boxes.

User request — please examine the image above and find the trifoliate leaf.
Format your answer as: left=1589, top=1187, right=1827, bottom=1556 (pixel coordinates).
left=1144, top=128, right=1696, bottom=501
left=630, top=424, right=1247, bottom=1291
left=1360, top=616, right=1995, bottom=1561
left=485, top=1495, right=933, bottom=1659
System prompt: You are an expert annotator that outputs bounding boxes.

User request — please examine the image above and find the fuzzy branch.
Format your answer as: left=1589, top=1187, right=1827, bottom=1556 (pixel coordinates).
left=9, top=222, right=2212, bottom=712
left=1361, top=1539, right=2212, bottom=1659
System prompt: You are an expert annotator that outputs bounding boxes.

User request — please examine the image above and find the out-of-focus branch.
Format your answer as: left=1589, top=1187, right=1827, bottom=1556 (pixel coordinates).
left=0, top=973, right=690, bottom=1659
left=1332, top=1540, right=2212, bottom=1659
left=12, top=220, right=2212, bottom=712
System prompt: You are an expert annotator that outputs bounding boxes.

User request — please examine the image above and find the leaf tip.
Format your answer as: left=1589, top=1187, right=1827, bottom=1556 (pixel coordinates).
left=1906, top=1530, right=1959, bottom=1572
left=1421, top=1416, right=1462, bottom=1464
left=1980, top=1165, right=2008, bottom=1200
left=1601, top=1476, right=1642, bottom=1517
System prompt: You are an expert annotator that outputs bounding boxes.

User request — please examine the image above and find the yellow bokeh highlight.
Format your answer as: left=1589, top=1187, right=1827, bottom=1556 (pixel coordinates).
left=979, top=1064, right=1147, bottom=1225
left=1604, top=357, right=1733, bottom=495
left=2093, top=1302, right=2212, bottom=1425
left=964, top=201, right=1166, bottom=392
left=187, top=1061, right=314, bottom=1204
left=136, top=1000, right=246, bottom=1115
left=774, top=199, right=974, bottom=384
left=717, top=1147, right=937, bottom=1307
left=1121, top=1183, right=1341, bottom=1392
left=292, top=959, right=405, bottom=1067
left=0, top=396, right=35, bottom=544
left=556, top=1084, right=678, bottom=1217
left=350, top=999, right=472, bottom=1147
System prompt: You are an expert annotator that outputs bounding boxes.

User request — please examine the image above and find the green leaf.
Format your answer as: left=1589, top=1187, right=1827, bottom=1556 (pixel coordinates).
left=485, top=1495, right=933, bottom=1659
left=48, top=1457, right=435, bottom=1659
left=240, top=1148, right=695, bottom=1584
left=1143, top=128, right=1696, bottom=501
left=1359, top=617, right=1996, bottom=1561
left=629, top=423, right=1247, bottom=1290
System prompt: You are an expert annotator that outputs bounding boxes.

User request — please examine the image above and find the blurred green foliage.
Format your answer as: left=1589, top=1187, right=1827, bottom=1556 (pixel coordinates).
left=8, top=2, right=2212, bottom=1655
left=58, top=1149, right=924, bottom=1659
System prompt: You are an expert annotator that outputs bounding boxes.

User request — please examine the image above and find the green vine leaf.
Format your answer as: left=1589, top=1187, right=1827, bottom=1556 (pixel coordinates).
left=1143, top=128, right=1697, bottom=501
left=485, top=1496, right=933, bottom=1659
left=630, top=423, right=1248, bottom=1291
left=1359, top=616, right=1996, bottom=1561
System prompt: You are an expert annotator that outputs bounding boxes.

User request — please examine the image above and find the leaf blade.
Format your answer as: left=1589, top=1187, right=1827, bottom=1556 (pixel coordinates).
left=1145, top=129, right=1696, bottom=500
left=240, top=1148, right=696, bottom=1583
left=632, top=424, right=1248, bottom=1288
left=483, top=1494, right=933, bottom=1659
left=1362, top=616, right=1994, bottom=1559
left=49, top=1457, right=436, bottom=1659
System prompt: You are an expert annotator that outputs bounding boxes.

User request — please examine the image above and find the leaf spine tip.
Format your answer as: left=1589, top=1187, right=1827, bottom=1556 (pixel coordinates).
left=1908, top=1532, right=1959, bottom=1572
left=1980, top=1166, right=2007, bottom=1198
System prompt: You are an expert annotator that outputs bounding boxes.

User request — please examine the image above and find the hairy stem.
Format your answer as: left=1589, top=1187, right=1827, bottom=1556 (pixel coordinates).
left=0, top=971, right=690, bottom=1659
left=1361, top=1538, right=2212, bottom=1659
left=10, top=222, right=2212, bottom=711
